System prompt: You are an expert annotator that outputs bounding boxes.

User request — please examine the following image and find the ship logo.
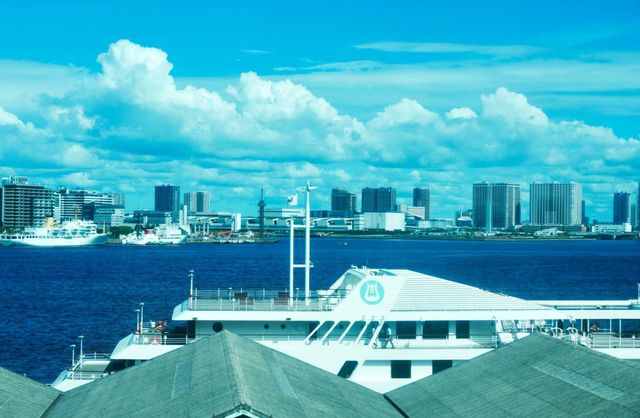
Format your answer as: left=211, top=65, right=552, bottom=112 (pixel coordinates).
left=360, top=280, right=384, bottom=305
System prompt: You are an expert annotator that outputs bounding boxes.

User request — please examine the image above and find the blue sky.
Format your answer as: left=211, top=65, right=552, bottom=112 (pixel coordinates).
left=0, top=1, right=638, bottom=220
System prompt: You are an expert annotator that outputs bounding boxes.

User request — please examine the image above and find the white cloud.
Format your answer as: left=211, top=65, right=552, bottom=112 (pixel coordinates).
left=353, top=42, right=545, bottom=57
left=446, top=107, right=477, bottom=120
left=61, top=172, right=96, bottom=187
left=0, top=40, right=637, bottom=219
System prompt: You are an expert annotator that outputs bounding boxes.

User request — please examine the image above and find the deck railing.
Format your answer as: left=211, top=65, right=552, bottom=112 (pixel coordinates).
left=182, top=288, right=351, bottom=312
left=369, top=334, right=498, bottom=349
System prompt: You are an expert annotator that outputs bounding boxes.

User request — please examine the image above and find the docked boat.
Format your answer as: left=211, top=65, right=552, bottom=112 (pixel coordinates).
left=121, top=223, right=188, bottom=245
left=0, top=219, right=108, bottom=247
left=52, top=183, right=640, bottom=393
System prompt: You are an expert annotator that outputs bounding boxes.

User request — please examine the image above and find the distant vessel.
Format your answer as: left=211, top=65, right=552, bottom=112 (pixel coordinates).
left=121, top=224, right=188, bottom=245
left=0, top=219, right=108, bottom=247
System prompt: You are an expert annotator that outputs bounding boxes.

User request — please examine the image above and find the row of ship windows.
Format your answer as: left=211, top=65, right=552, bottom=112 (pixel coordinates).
left=338, top=359, right=453, bottom=379
left=211, top=320, right=472, bottom=338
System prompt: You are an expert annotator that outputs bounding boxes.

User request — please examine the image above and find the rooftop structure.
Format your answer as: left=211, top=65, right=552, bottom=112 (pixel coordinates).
left=388, top=333, right=640, bottom=417
left=5, top=332, right=640, bottom=417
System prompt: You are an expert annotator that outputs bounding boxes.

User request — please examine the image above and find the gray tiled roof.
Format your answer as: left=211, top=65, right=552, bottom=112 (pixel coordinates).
left=0, top=367, right=59, bottom=418
left=45, top=331, right=401, bottom=418
left=386, top=333, right=640, bottom=417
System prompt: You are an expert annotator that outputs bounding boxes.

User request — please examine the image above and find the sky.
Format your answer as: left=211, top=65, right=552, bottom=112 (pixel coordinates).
left=0, top=1, right=639, bottom=221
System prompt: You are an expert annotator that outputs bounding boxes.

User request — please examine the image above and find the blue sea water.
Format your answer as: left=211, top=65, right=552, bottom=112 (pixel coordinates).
left=0, top=238, right=639, bottom=384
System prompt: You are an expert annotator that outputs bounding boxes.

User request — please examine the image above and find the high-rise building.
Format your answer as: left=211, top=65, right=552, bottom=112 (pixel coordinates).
left=613, top=192, right=631, bottom=224
left=529, top=182, right=582, bottom=226
left=631, top=204, right=637, bottom=228
left=110, top=192, right=126, bottom=207
left=472, top=182, right=520, bottom=231
left=361, top=187, right=396, bottom=213
left=581, top=200, right=589, bottom=226
left=0, top=175, right=55, bottom=230
left=58, top=188, right=114, bottom=220
left=331, top=188, right=357, bottom=215
left=155, top=185, right=181, bottom=220
left=412, top=187, right=430, bottom=220
left=637, top=182, right=640, bottom=227
left=184, top=191, right=210, bottom=214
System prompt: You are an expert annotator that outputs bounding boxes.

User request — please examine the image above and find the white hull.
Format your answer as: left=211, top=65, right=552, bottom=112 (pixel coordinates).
left=0, top=234, right=108, bottom=247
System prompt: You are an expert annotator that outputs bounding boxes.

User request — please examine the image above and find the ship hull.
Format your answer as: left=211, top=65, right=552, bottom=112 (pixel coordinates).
left=0, top=234, right=108, bottom=247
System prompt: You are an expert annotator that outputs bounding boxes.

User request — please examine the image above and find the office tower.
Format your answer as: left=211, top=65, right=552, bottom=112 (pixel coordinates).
left=613, top=192, right=631, bottom=224
left=472, top=182, right=520, bottom=231
left=184, top=191, right=211, bottom=214
left=412, top=187, right=430, bottom=220
left=361, top=187, right=396, bottom=212
left=58, top=189, right=114, bottom=220
left=0, top=175, right=55, bottom=230
left=110, top=192, right=126, bottom=207
left=631, top=204, right=637, bottom=228
left=331, top=188, right=357, bottom=214
left=155, top=185, right=181, bottom=211
left=529, top=182, right=582, bottom=226
left=581, top=200, right=589, bottom=226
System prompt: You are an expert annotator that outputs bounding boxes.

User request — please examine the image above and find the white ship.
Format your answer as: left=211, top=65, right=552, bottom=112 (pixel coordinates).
left=0, top=219, right=108, bottom=247
left=52, top=183, right=640, bottom=393
left=121, top=223, right=188, bottom=245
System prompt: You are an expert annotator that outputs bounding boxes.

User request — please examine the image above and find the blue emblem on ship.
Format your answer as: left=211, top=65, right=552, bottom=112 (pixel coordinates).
left=360, top=280, right=384, bottom=305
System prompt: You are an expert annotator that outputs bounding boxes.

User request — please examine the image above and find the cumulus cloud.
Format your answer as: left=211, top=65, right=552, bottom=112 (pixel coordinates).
left=0, top=39, right=637, bottom=219
left=445, top=107, right=477, bottom=120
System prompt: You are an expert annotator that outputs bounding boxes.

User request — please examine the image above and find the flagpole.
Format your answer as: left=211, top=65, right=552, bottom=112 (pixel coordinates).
left=305, top=181, right=311, bottom=305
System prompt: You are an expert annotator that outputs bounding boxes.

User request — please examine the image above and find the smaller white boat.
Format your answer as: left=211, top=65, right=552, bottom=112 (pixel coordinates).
left=121, top=224, right=188, bottom=245
left=0, top=219, right=108, bottom=247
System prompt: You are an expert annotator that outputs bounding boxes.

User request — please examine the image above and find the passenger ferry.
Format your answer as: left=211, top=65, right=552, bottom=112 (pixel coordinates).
left=0, top=219, right=107, bottom=247
left=52, top=183, right=640, bottom=393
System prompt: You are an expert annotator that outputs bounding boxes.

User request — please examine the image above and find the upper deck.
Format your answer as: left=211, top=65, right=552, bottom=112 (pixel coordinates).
left=173, top=267, right=640, bottom=322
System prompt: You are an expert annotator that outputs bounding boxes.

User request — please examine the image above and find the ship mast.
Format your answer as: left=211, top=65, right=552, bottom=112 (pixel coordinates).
left=289, top=181, right=315, bottom=306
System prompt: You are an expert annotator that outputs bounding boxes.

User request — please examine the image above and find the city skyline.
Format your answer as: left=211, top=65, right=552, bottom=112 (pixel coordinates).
left=0, top=2, right=638, bottom=220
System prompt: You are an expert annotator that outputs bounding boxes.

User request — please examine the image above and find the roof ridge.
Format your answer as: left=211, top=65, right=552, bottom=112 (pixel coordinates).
left=220, top=331, right=249, bottom=408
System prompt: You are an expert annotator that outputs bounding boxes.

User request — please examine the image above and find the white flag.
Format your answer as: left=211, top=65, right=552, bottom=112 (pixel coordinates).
left=287, top=193, right=298, bottom=206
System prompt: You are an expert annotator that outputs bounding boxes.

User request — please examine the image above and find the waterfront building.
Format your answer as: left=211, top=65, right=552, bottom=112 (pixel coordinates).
left=155, top=184, right=180, bottom=221
left=581, top=200, right=589, bottom=226
left=363, top=212, right=405, bottom=231
left=613, top=192, right=631, bottom=224
left=412, top=187, right=430, bottom=219
left=361, top=187, right=396, bottom=212
left=132, top=210, right=172, bottom=226
left=82, top=203, right=125, bottom=227
left=472, top=182, right=520, bottom=231
left=183, top=191, right=210, bottom=214
left=110, top=192, right=125, bottom=207
left=0, top=175, right=55, bottom=230
left=631, top=204, right=637, bottom=228
left=58, top=188, right=114, bottom=221
left=398, top=205, right=427, bottom=220
left=529, top=182, right=582, bottom=226
left=331, top=188, right=356, bottom=216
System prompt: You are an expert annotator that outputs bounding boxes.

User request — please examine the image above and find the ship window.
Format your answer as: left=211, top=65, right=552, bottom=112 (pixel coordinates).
left=433, top=360, right=453, bottom=374
left=264, top=324, right=269, bottom=329
left=280, top=324, right=286, bottom=329
left=423, top=321, right=449, bottom=339
left=456, top=321, right=470, bottom=339
left=337, top=361, right=358, bottom=378
left=212, top=322, right=223, bottom=333
left=396, top=321, right=417, bottom=339
left=391, top=360, right=411, bottom=378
